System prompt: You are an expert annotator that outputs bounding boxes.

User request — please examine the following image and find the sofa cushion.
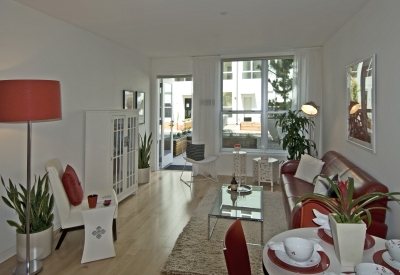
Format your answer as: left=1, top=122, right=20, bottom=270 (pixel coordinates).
left=62, top=165, right=84, bottom=206
left=314, top=174, right=338, bottom=196
left=294, top=154, right=324, bottom=184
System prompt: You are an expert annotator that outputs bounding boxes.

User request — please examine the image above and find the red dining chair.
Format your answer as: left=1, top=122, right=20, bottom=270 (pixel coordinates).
left=300, top=200, right=331, bottom=228
left=223, top=219, right=251, bottom=275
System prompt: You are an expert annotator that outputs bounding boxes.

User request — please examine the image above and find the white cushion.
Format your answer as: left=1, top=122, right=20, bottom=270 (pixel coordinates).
left=294, top=154, right=324, bottom=184
left=314, top=175, right=335, bottom=195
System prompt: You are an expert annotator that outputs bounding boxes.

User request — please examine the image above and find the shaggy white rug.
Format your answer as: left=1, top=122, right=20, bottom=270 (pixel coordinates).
left=161, top=186, right=288, bottom=275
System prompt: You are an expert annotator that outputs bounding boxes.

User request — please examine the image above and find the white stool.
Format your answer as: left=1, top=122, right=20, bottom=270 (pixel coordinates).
left=252, top=157, right=279, bottom=186
left=81, top=196, right=116, bottom=263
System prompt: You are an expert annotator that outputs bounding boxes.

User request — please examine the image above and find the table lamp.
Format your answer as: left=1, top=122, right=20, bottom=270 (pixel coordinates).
left=0, top=80, right=61, bottom=275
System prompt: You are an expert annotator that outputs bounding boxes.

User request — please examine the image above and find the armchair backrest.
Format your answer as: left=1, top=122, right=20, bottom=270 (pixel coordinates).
left=223, top=219, right=251, bottom=275
left=45, top=158, right=71, bottom=227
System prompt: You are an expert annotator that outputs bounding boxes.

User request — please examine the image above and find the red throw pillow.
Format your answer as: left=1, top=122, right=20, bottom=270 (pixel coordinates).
left=62, top=165, right=84, bottom=206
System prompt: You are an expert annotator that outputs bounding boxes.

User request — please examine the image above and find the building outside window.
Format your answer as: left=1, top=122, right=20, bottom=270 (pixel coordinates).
left=221, top=58, right=293, bottom=152
left=242, top=60, right=262, bottom=79
left=223, top=62, right=233, bottom=80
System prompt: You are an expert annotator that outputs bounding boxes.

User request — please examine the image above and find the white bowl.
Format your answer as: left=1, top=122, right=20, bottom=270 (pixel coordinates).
left=355, top=263, right=394, bottom=275
left=283, top=237, right=314, bottom=263
left=386, top=239, right=400, bottom=262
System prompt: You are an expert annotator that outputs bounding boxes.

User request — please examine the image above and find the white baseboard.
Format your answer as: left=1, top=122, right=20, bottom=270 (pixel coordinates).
left=0, top=246, right=16, bottom=264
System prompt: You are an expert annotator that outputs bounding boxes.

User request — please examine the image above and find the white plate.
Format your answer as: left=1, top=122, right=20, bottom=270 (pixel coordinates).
left=275, top=250, right=321, bottom=268
left=382, top=251, right=400, bottom=270
left=324, top=228, right=332, bottom=237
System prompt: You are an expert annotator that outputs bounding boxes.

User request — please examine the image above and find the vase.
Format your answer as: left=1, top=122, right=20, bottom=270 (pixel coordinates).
left=16, top=225, right=53, bottom=262
left=328, top=214, right=366, bottom=267
left=138, top=167, right=150, bottom=184
left=88, top=194, right=98, bottom=208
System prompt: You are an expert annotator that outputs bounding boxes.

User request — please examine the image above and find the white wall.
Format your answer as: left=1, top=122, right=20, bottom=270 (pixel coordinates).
left=0, top=0, right=150, bottom=262
left=322, top=0, right=400, bottom=239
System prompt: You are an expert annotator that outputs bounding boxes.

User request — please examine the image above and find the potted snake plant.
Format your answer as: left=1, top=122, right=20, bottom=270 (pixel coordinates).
left=1, top=173, right=54, bottom=262
left=138, top=132, right=153, bottom=184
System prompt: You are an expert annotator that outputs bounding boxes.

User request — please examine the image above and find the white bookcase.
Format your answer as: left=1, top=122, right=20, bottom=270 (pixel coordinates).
left=85, top=109, right=139, bottom=201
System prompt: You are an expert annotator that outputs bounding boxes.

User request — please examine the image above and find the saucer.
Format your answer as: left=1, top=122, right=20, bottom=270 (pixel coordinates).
left=275, top=250, right=321, bottom=268
left=383, top=251, right=400, bottom=270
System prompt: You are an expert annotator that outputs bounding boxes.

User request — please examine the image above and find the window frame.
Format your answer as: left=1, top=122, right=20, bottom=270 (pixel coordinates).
left=220, top=56, right=294, bottom=153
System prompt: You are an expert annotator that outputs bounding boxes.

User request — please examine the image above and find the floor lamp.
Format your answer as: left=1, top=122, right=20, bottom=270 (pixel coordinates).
left=0, top=80, right=61, bottom=275
left=301, top=101, right=318, bottom=155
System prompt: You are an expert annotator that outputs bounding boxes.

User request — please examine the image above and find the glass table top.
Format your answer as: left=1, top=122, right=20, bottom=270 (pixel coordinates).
left=208, top=184, right=263, bottom=221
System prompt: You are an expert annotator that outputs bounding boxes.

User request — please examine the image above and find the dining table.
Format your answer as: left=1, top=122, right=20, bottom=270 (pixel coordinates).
left=262, top=227, right=398, bottom=275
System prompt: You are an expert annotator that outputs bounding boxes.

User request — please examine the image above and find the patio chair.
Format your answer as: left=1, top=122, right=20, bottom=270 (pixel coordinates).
left=180, top=142, right=218, bottom=187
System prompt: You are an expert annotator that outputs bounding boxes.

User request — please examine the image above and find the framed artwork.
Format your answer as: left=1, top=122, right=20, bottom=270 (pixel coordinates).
left=347, top=54, right=376, bottom=153
left=136, top=91, right=145, bottom=124
left=123, top=90, right=135, bottom=109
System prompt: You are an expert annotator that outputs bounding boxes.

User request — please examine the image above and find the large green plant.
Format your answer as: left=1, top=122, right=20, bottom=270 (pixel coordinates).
left=296, top=176, right=400, bottom=225
left=1, top=174, right=54, bottom=234
left=138, top=132, right=153, bottom=169
left=276, top=110, right=317, bottom=160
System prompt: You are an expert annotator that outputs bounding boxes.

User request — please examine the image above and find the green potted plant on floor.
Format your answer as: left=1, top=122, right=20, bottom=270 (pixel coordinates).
left=1, top=174, right=54, bottom=262
left=275, top=109, right=317, bottom=160
left=296, top=176, right=400, bottom=267
left=138, top=132, right=153, bottom=184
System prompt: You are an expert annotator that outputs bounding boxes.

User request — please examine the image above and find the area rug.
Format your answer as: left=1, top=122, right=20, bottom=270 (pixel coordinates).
left=161, top=186, right=288, bottom=275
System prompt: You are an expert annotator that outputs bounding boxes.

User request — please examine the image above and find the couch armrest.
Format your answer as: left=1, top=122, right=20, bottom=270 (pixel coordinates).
left=280, top=160, right=300, bottom=175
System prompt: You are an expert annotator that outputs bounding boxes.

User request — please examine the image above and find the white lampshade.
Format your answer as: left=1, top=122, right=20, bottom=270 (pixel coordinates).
left=349, top=101, right=360, bottom=115
left=301, top=101, right=318, bottom=116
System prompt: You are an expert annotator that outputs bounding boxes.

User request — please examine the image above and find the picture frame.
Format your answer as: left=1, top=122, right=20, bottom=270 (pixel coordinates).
left=346, top=54, right=376, bottom=153
left=123, top=90, right=135, bottom=109
left=136, top=91, right=145, bottom=124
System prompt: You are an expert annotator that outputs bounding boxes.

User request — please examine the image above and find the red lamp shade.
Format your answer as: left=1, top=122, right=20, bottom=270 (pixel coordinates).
left=0, top=80, right=61, bottom=122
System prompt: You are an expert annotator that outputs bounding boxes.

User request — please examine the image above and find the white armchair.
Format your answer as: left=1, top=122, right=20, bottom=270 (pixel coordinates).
left=45, top=158, right=118, bottom=249
left=180, top=143, right=218, bottom=187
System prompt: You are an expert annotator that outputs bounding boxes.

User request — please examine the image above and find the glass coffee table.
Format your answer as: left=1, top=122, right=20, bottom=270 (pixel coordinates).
left=208, top=184, right=264, bottom=245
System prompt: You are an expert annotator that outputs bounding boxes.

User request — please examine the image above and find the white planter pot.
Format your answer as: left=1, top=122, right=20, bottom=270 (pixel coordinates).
left=329, top=214, right=366, bottom=267
left=138, top=167, right=150, bottom=184
left=16, top=225, right=53, bottom=262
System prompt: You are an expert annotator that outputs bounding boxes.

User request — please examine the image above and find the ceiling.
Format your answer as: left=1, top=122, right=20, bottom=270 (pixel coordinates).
left=14, top=0, right=371, bottom=58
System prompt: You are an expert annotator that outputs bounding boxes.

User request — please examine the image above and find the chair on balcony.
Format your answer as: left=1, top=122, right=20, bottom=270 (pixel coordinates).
left=180, top=142, right=218, bottom=187
left=45, top=158, right=118, bottom=249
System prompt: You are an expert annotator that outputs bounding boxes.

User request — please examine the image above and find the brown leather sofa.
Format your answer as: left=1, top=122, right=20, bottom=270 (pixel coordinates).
left=280, top=150, right=389, bottom=239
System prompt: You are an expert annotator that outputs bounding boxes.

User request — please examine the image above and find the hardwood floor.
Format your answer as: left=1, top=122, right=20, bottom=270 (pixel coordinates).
left=0, top=171, right=280, bottom=275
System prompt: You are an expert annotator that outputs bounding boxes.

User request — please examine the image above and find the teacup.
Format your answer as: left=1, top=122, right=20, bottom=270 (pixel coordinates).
left=283, top=237, right=314, bottom=262
left=385, top=239, right=400, bottom=262
left=355, top=263, right=394, bottom=275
